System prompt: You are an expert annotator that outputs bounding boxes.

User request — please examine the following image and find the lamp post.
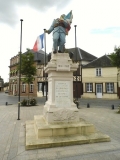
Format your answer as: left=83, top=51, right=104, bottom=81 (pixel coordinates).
left=17, top=19, right=23, bottom=120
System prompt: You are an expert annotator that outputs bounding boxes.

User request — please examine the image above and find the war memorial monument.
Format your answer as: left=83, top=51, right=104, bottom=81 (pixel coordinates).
left=25, top=11, right=110, bottom=150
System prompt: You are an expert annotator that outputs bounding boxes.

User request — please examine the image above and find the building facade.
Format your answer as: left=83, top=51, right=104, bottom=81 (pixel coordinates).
left=117, top=68, right=120, bottom=98
left=9, top=50, right=47, bottom=97
left=0, top=76, right=4, bottom=92
left=9, top=47, right=98, bottom=98
left=82, top=55, right=118, bottom=99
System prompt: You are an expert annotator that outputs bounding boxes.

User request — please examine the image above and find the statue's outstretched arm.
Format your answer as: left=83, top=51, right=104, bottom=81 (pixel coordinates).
left=45, top=19, right=55, bottom=34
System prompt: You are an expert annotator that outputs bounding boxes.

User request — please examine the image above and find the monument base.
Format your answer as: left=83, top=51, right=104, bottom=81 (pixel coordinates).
left=43, top=106, right=79, bottom=124
left=25, top=115, right=110, bottom=150
left=25, top=52, right=110, bottom=150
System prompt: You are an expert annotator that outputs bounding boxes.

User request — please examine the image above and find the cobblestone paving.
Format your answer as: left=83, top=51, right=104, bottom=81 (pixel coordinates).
left=0, top=93, right=120, bottom=160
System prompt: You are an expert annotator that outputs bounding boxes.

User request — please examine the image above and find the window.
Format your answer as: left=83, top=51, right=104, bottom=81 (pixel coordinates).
left=96, top=68, right=101, bottom=76
left=30, top=83, right=34, bottom=93
left=106, top=83, right=114, bottom=93
left=38, top=83, right=42, bottom=92
left=22, top=83, right=26, bottom=93
left=86, top=83, right=93, bottom=92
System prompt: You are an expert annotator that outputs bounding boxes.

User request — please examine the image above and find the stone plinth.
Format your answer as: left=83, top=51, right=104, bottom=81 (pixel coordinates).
left=25, top=52, right=110, bottom=150
left=43, top=53, right=79, bottom=124
left=26, top=116, right=110, bottom=150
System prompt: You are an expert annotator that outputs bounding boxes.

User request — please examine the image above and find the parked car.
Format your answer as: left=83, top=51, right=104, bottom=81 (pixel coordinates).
left=5, top=90, right=9, bottom=93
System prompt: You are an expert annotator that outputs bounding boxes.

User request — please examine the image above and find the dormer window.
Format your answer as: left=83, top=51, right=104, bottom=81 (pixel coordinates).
left=96, top=68, right=101, bottom=76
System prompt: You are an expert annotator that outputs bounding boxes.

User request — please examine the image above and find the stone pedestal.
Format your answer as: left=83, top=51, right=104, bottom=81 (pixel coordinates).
left=25, top=53, right=110, bottom=150
left=43, top=53, right=79, bottom=124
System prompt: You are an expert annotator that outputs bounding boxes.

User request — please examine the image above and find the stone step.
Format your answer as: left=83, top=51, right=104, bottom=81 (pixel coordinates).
left=26, top=120, right=110, bottom=150
left=34, top=115, right=96, bottom=138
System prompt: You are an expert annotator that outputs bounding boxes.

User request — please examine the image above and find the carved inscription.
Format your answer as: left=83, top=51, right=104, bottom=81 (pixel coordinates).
left=57, top=64, right=70, bottom=71
left=55, top=81, right=70, bottom=107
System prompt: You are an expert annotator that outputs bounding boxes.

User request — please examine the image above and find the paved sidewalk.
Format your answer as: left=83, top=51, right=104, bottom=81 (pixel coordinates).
left=0, top=103, right=120, bottom=160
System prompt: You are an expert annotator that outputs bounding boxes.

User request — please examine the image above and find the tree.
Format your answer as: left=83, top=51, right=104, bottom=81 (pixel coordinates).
left=109, top=46, right=120, bottom=67
left=18, top=49, right=36, bottom=103
left=4, top=82, right=9, bottom=87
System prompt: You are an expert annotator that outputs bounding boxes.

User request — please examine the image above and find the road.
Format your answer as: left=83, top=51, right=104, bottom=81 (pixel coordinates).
left=0, top=92, right=120, bottom=159
left=0, top=92, right=46, bottom=105
left=0, top=92, right=120, bottom=109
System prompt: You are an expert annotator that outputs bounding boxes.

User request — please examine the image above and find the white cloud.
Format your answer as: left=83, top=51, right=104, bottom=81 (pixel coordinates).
left=0, top=0, right=120, bottom=82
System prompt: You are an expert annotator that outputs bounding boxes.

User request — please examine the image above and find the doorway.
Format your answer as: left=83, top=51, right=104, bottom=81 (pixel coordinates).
left=96, top=84, right=102, bottom=98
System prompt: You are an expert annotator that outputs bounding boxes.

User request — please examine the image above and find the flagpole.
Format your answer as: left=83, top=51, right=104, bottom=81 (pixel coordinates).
left=44, top=29, right=47, bottom=101
left=17, top=19, right=23, bottom=120
left=74, top=25, right=78, bottom=101
left=44, top=29, right=46, bottom=67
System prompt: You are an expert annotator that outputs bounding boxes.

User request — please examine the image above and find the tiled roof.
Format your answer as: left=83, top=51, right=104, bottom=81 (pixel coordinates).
left=66, top=47, right=97, bottom=61
left=82, top=55, right=113, bottom=68
left=23, top=49, right=48, bottom=64
left=48, top=47, right=97, bottom=62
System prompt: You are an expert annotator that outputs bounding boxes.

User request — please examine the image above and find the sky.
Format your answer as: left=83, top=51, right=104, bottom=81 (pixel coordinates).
left=0, top=0, right=120, bottom=82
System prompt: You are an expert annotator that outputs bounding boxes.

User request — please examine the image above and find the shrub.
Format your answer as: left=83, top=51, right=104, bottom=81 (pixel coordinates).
left=29, top=98, right=37, bottom=106
left=21, top=99, right=27, bottom=106
left=21, top=98, right=37, bottom=106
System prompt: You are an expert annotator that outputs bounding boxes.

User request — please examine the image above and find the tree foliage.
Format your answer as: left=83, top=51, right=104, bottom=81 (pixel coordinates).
left=109, top=46, right=120, bottom=67
left=20, top=48, right=36, bottom=84
left=4, top=82, right=9, bottom=87
left=18, top=48, right=36, bottom=101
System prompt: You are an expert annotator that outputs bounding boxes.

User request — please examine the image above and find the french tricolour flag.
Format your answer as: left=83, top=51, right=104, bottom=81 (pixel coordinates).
left=33, top=33, right=44, bottom=52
